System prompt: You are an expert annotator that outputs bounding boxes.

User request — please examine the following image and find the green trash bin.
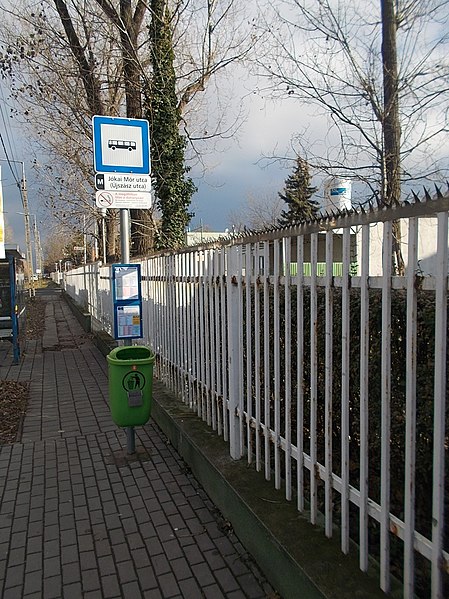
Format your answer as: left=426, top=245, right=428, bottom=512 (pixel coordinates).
left=107, top=345, right=155, bottom=427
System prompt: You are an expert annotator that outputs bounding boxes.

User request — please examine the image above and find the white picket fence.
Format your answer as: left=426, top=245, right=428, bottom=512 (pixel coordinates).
left=63, top=193, right=449, bottom=599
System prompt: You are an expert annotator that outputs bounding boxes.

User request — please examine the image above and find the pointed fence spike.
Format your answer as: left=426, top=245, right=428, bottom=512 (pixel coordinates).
left=434, top=184, right=443, bottom=198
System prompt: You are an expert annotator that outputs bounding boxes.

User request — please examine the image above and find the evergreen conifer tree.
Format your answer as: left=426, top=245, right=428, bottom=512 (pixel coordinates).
left=278, top=157, right=319, bottom=226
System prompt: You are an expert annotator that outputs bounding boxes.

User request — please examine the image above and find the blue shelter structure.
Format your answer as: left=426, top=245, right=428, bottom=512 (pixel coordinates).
left=0, top=244, right=26, bottom=364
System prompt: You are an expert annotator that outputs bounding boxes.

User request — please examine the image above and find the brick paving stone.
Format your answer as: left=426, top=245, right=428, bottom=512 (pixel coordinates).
left=179, top=576, right=203, bottom=597
left=62, top=582, right=83, bottom=598
left=184, top=543, right=204, bottom=566
left=100, top=573, right=121, bottom=598
left=116, top=560, right=138, bottom=585
left=226, top=591, right=248, bottom=599
left=0, top=290, right=278, bottom=599
left=43, top=556, right=60, bottom=578
left=152, top=553, right=172, bottom=576
left=136, top=565, right=158, bottom=591
left=215, top=566, right=242, bottom=593
left=81, top=568, right=101, bottom=592
left=121, top=580, right=141, bottom=596
left=25, top=537, right=42, bottom=555
left=112, top=542, right=132, bottom=564
left=62, top=562, right=81, bottom=585
left=144, top=537, right=164, bottom=557
left=79, top=550, right=97, bottom=571
left=22, top=570, right=42, bottom=595
left=42, top=575, right=62, bottom=599
left=7, top=547, right=26, bottom=568
left=43, top=539, right=59, bottom=559
left=4, top=564, right=24, bottom=589
left=129, top=547, right=150, bottom=570
left=237, top=572, right=269, bottom=599
left=170, top=556, right=192, bottom=581
left=143, top=588, right=163, bottom=599
left=204, top=547, right=227, bottom=570
left=24, top=553, right=42, bottom=574
left=158, top=571, right=181, bottom=598
left=191, top=561, right=216, bottom=587
left=202, top=583, right=227, bottom=599
left=2, top=586, right=24, bottom=599
left=97, top=554, right=116, bottom=577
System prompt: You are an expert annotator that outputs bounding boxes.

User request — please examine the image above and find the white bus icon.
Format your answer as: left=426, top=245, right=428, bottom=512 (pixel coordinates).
left=108, top=139, right=137, bottom=151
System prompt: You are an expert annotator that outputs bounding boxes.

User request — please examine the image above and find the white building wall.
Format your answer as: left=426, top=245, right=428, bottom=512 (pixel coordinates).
left=355, top=217, right=440, bottom=275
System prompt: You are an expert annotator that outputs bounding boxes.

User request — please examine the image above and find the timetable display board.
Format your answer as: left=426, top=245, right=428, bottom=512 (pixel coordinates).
left=112, top=264, right=143, bottom=340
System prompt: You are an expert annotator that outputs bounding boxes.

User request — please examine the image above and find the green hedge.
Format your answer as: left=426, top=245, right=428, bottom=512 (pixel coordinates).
left=244, top=284, right=448, bottom=597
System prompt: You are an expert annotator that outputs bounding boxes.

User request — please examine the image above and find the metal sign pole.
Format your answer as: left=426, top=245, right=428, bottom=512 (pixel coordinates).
left=93, top=116, right=151, bottom=457
left=21, top=172, right=35, bottom=297
left=120, top=207, right=135, bottom=454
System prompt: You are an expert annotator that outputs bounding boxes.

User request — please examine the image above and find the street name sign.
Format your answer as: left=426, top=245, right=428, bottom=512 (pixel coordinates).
left=92, top=116, right=150, bottom=174
left=95, top=190, right=152, bottom=209
left=95, top=173, right=151, bottom=192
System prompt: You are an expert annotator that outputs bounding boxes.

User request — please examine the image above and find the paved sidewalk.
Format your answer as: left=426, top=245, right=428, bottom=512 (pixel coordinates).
left=0, top=289, right=277, bottom=599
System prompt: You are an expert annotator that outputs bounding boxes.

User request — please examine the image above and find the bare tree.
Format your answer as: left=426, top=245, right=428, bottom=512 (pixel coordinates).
left=1, top=2, right=122, bottom=259
left=228, top=191, right=284, bottom=231
left=255, top=0, right=449, bottom=272
left=0, top=0, right=257, bottom=254
left=42, top=225, right=84, bottom=269
left=381, top=0, right=404, bottom=272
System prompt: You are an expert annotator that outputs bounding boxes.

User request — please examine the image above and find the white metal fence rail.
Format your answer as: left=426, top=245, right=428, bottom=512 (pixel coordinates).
left=63, top=194, right=449, bottom=599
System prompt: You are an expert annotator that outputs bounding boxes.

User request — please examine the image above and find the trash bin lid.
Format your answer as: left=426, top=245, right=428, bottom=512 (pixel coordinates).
left=107, top=345, right=154, bottom=364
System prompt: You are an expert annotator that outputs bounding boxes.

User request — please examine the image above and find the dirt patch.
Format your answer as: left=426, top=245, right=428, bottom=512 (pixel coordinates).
left=0, top=296, right=47, bottom=445
left=0, top=380, right=29, bottom=444
left=26, top=297, right=47, bottom=339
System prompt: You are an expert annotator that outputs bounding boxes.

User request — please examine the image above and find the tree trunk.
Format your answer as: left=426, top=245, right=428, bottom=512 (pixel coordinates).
left=120, top=0, right=155, bottom=258
left=381, top=0, right=404, bottom=274
left=106, top=210, right=119, bottom=262
left=147, top=0, right=196, bottom=250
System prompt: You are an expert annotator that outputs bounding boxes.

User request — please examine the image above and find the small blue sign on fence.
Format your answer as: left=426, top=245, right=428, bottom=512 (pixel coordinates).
left=92, top=116, right=150, bottom=175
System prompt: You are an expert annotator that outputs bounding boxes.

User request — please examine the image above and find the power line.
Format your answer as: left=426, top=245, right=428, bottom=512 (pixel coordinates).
left=0, top=83, right=25, bottom=209
left=0, top=82, right=21, bottom=182
left=0, top=130, right=26, bottom=209
left=0, top=132, right=21, bottom=185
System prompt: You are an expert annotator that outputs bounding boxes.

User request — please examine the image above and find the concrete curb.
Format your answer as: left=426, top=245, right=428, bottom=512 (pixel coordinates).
left=62, top=290, right=91, bottom=332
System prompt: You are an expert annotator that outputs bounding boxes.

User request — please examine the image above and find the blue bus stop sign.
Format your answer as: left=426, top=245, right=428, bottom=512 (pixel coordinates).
left=92, top=116, right=150, bottom=174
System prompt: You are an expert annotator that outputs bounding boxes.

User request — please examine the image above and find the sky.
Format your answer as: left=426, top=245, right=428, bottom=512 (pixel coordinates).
left=0, top=76, right=43, bottom=254
left=0, top=153, right=42, bottom=257
left=188, top=96, right=298, bottom=232
left=0, top=87, right=301, bottom=250
left=1, top=0, right=448, bottom=251
left=0, top=164, right=31, bottom=253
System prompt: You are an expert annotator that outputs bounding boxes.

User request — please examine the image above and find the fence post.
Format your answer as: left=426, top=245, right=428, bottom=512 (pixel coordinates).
left=226, top=245, right=242, bottom=460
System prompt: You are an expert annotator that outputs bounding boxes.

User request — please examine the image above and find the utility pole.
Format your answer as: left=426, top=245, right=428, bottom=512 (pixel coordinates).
left=0, top=159, right=35, bottom=293
left=33, top=215, right=43, bottom=275
left=20, top=175, right=35, bottom=296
